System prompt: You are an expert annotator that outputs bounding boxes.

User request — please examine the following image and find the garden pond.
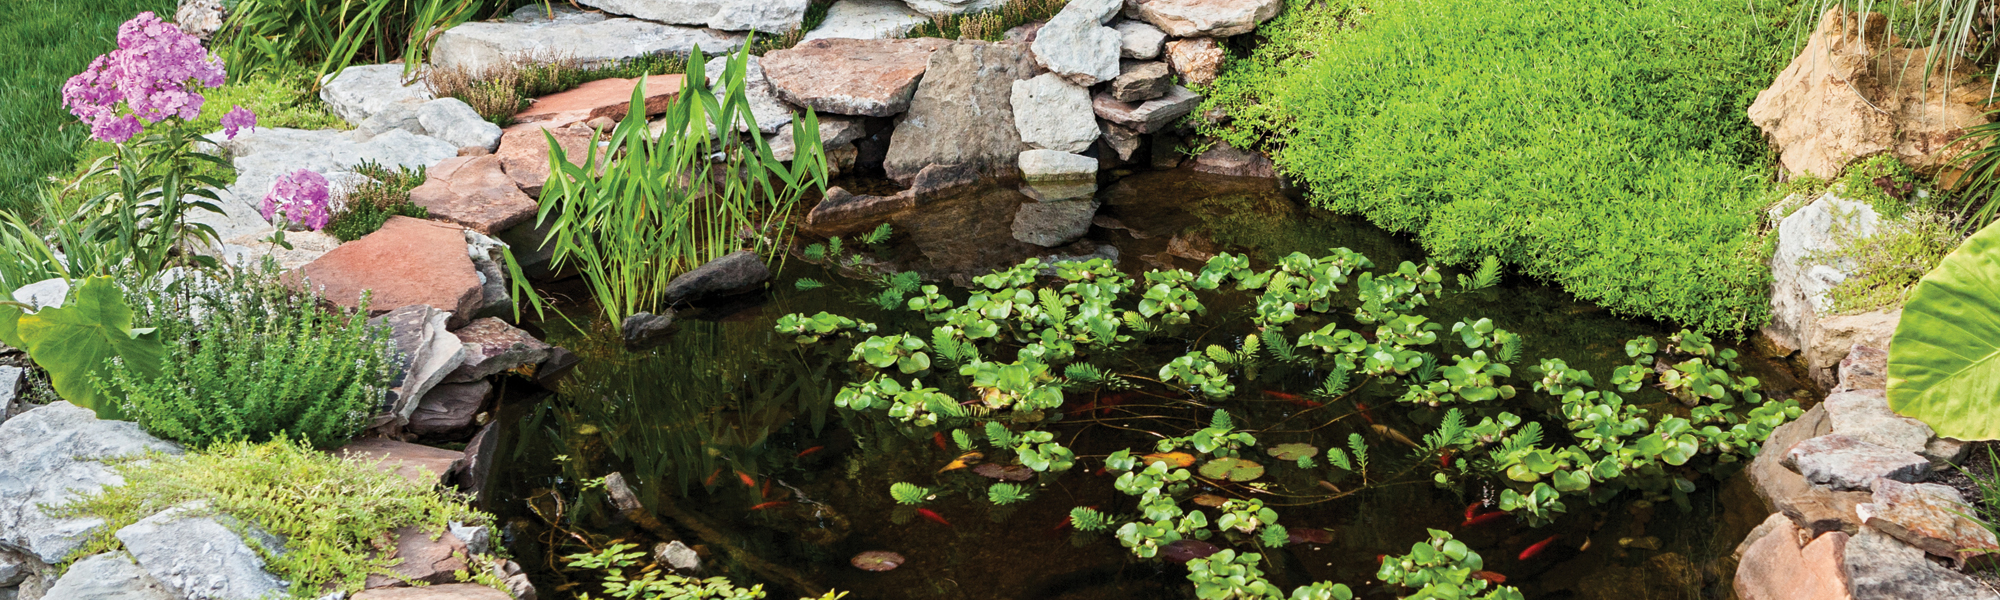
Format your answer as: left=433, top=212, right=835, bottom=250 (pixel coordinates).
left=482, top=170, right=1814, bottom=600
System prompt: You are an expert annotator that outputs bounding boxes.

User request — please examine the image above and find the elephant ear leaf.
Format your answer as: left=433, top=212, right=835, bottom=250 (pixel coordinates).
left=1887, top=222, right=2000, bottom=440
left=14, top=277, right=164, bottom=420
left=0, top=303, right=23, bottom=349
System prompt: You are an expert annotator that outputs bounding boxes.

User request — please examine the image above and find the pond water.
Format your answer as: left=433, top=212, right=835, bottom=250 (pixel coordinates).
left=483, top=170, right=1812, bottom=600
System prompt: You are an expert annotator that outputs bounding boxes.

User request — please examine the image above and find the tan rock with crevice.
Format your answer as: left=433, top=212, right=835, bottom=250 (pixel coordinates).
left=1735, top=513, right=1852, bottom=600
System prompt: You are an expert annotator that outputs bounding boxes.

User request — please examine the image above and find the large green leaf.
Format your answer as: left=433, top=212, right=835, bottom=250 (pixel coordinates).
left=1888, top=221, right=2000, bottom=440
left=14, top=277, right=164, bottom=419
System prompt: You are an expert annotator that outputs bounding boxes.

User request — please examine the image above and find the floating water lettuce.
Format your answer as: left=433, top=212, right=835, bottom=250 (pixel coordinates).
left=1887, top=221, right=2000, bottom=440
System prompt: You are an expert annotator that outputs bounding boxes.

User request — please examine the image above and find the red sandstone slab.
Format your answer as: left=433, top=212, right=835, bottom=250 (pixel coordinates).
left=296, top=216, right=482, bottom=327
left=513, top=74, right=685, bottom=127
left=409, top=155, right=540, bottom=234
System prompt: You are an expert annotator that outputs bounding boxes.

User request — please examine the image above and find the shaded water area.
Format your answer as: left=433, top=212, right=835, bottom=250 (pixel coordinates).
left=484, top=170, right=1813, bottom=599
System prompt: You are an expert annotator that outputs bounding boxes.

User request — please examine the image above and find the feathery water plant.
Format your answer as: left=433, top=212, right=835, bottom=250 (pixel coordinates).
left=518, top=45, right=829, bottom=331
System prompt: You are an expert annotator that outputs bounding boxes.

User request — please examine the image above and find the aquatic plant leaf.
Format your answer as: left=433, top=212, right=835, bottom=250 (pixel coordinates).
left=1140, top=452, right=1197, bottom=468
left=1193, top=494, right=1228, bottom=507
left=14, top=276, right=164, bottom=419
left=1266, top=443, right=1318, bottom=461
left=988, top=482, right=1030, bottom=505
left=851, top=551, right=906, bottom=572
left=1887, top=221, right=2000, bottom=440
left=1198, top=457, right=1264, bottom=482
left=890, top=482, right=931, bottom=505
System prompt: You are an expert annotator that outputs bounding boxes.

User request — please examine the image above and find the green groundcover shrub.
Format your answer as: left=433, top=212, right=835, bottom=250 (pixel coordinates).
left=1202, top=0, right=1793, bottom=334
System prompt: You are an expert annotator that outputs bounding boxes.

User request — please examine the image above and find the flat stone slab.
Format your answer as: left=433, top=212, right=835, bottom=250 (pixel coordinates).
left=806, top=187, right=915, bottom=235
left=196, top=127, right=459, bottom=243
left=1019, top=149, right=1097, bottom=183
left=335, top=438, right=465, bottom=488
left=363, top=526, right=470, bottom=588
left=320, top=64, right=434, bottom=126
left=761, top=38, right=951, bottom=117
left=1857, top=478, right=2000, bottom=565
left=803, top=0, right=927, bottom=41
left=1824, top=389, right=1936, bottom=457
left=296, top=216, right=484, bottom=326
left=883, top=41, right=1038, bottom=184
left=410, top=381, right=491, bottom=439
left=1109, top=60, right=1171, bottom=103
left=577, top=0, right=810, bottom=33
left=1127, top=0, right=1282, bottom=37
left=432, top=5, right=745, bottom=73
left=1785, top=434, right=1929, bottom=492
left=1191, top=142, right=1276, bottom=178
left=417, top=98, right=503, bottom=152
left=663, top=250, right=772, bottom=306
left=116, top=503, right=287, bottom=600
left=495, top=122, right=598, bottom=198
left=1845, top=526, right=2000, bottom=600
left=410, top=155, right=540, bottom=235
left=1093, top=85, right=1202, bottom=134
left=515, top=74, right=684, bottom=127
left=0, top=402, right=182, bottom=564
left=446, top=317, right=553, bottom=383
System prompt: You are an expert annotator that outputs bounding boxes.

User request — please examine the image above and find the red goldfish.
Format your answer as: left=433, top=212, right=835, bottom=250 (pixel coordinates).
left=916, top=508, right=951, bottom=526
left=1518, top=535, right=1561, bottom=561
left=795, top=446, right=825, bottom=459
left=749, top=501, right=790, bottom=511
left=737, top=471, right=756, bottom=487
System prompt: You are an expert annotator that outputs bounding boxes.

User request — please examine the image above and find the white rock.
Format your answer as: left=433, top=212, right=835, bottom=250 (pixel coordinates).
left=43, top=552, right=176, bottom=600
left=1113, top=19, right=1166, bottom=59
left=116, top=503, right=287, bottom=600
left=0, top=403, right=182, bottom=564
left=432, top=6, right=747, bottom=73
left=1032, top=0, right=1123, bottom=86
left=1764, top=192, right=1889, bottom=385
left=1128, top=0, right=1282, bottom=37
left=193, top=128, right=459, bottom=243
left=10, top=278, right=69, bottom=311
left=1011, top=74, right=1100, bottom=153
left=417, top=98, right=503, bottom=151
left=355, top=101, right=425, bottom=140
left=804, top=0, right=927, bottom=41
left=1018, top=149, right=1098, bottom=182
left=904, top=0, right=1008, bottom=17
left=318, top=64, right=432, bottom=126
left=705, top=56, right=794, bottom=134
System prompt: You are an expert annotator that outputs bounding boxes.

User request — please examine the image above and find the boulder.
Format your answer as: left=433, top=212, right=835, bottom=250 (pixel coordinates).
left=431, top=5, right=746, bottom=73
left=515, top=74, right=684, bottom=128
left=496, top=122, right=597, bottom=198
left=354, top=584, right=514, bottom=600
left=446, top=318, right=554, bottom=383
left=705, top=56, right=794, bottom=133
left=621, top=311, right=678, bottom=350
left=1012, top=199, right=1100, bottom=247
left=450, top=522, right=491, bottom=556
left=1113, top=19, right=1167, bottom=59
left=1101, top=122, right=1142, bottom=162
left=320, top=64, right=434, bottom=126
left=904, top=0, right=1008, bottom=17
left=1763, top=193, right=1894, bottom=388
left=355, top=101, right=426, bottom=142
left=655, top=540, right=701, bottom=572
left=370, top=305, right=467, bottom=427
left=336, top=438, right=465, bottom=488
left=417, top=98, right=503, bottom=152
left=804, top=0, right=928, bottom=41
left=196, top=127, right=458, bottom=243
left=806, top=187, right=916, bottom=235
left=1844, top=526, right=1999, bottom=600
left=1784, top=435, right=1930, bottom=492
left=1734, top=516, right=1851, bottom=600
left=115, top=503, right=287, bottom=600
left=364, top=527, right=471, bottom=588
left=761, top=38, right=951, bottom=117
left=1165, top=37, right=1225, bottom=87
left=663, top=251, right=772, bottom=306
left=1126, top=0, right=1282, bottom=37
left=1012, top=74, right=1100, bottom=153
left=296, top=217, right=484, bottom=326
left=42, top=552, right=175, bottom=600
left=1094, top=85, right=1202, bottom=134
left=884, top=41, right=1038, bottom=184
left=409, top=381, right=491, bottom=439
left=1750, top=404, right=1871, bottom=536
left=1032, top=0, right=1123, bottom=86
left=1109, top=60, right=1172, bottom=103
left=1855, top=478, right=1999, bottom=566
left=0, top=403, right=181, bottom=564
left=770, top=115, right=869, bottom=161
left=1748, top=9, right=1989, bottom=180
left=1191, top=141, right=1276, bottom=178
left=576, top=0, right=809, bottom=33
left=175, top=0, right=226, bottom=41
left=409, top=156, right=539, bottom=235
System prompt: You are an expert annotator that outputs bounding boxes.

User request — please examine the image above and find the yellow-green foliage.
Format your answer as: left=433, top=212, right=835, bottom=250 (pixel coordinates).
left=1813, top=210, right=1962, bottom=314
left=1200, top=0, right=1794, bottom=334
left=59, top=441, right=492, bottom=596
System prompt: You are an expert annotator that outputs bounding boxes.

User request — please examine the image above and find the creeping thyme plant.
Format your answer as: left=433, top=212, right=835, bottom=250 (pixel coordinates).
left=779, top=251, right=1798, bottom=598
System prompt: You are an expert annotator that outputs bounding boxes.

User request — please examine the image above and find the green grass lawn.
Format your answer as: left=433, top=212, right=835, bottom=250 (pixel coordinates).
left=0, top=0, right=175, bottom=216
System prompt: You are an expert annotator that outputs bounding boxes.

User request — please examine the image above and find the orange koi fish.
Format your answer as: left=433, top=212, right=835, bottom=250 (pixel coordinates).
left=749, top=501, right=790, bottom=511
left=1471, top=571, right=1507, bottom=584
left=737, top=471, right=756, bottom=487
left=795, top=446, right=825, bottom=459
left=916, top=508, right=951, bottom=526
left=1463, top=510, right=1510, bottom=528
left=1519, top=535, right=1561, bottom=561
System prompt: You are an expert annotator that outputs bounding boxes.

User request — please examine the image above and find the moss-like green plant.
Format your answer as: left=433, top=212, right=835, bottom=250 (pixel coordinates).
left=59, top=440, right=492, bottom=595
left=567, top=543, right=849, bottom=600
left=1811, top=209, right=1961, bottom=314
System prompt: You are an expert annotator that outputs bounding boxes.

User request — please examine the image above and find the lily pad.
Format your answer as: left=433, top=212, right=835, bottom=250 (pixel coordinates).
left=851, top=551, right=906, bottom=572
left=972, top=463, right=1035, bottom=481
left=1140, top=451, right=1197, bottom=468
left=1192, top=494, right=1227, bottom=507
left=1198, top=457, right=1264, bottom=482
left=1266, top=443, right=1318, bottom=461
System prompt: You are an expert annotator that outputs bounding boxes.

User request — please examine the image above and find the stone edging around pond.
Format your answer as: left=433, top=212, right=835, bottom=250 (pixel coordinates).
left=1735, top=343, right=2000, bottom=600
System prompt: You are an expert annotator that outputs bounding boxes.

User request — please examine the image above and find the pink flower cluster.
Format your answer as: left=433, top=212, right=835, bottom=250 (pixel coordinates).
left=261, top=170, right=332, bottom=231
left=61, top=12, right=234, bottom=143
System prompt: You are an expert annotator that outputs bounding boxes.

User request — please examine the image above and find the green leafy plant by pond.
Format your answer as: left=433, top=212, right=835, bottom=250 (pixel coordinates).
left=216, top=0, right=523, bottom=84
left=516, top=46, right=830, bottom=332
left=59, top=440, right=494, bottom=596
left=1887, top=220, right=2000, bottom=440
left=784, top=250, right=1796, bottom=596
left=0, top=276, right=164, bottom=420
left=1199, top=0, right=1790, bottom=334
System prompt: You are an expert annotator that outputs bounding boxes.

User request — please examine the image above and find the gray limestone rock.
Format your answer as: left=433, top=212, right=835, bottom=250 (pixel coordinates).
left=904, top=0, right=1009, bottom=17
left=577, top=0, right=810, bottom=33
left=0, top=366, right=23, bottom=424
left=705, top=56, right=794, bottom=134
left=1127, top=0, right=1282, bottom=37
left=432, top=6, right=746, bottom=74
left=0, top=403, right=182, bottom=564
left=1031, top=0, right=1123, bottom=86
left=1823, top=389, right=1938, bottom=458
left=417, top=98, right=504, bottom=152
left=770, top=115, right=868, bottom=161
left=1784, top=434, right=1930, bottom=492
left=803, top=0, right=927, bottom=40
left=197, top=127, right=459, bottom=243
left=116, top=503, right=287, bottom=600
left=319, top=64, right=433, bottom=126
left=1109, top=60, right=1171, bottom=103
left=42, top=553, right=175, bottom=600
left=1012, top=199, right=1100, bottom=247
left=655, top=540, right=701, bottom=572
left=356, top=101, right=426, bottom=140
left=1019, top=149, right=1098, bottom=183
left=1113, top=19, right=1167, bottom=59
left=883, top=41, right=1038, bottom=184
left=1764, top=192, right=1889, bottom=387
left=1011, top=74, right=1100, bottom=153
left=1844, top=526, right=2000, bottom=600
left=1093, top=85, right=1202, bottom=134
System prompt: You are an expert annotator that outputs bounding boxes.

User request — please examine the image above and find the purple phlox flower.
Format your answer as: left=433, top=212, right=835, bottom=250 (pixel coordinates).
left=221, top=106, right=257, bottom=140
left=61, top=11, right=228, bottom=143
left=261, top=169, right=333, bottom=231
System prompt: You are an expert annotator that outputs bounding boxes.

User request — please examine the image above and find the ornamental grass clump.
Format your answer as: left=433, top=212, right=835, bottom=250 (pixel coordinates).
left=109, top=261, right=396, bottom=449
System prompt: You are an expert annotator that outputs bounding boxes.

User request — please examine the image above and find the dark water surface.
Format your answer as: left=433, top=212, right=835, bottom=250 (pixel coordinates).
left=485, top=170, right=1810, bottom=600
